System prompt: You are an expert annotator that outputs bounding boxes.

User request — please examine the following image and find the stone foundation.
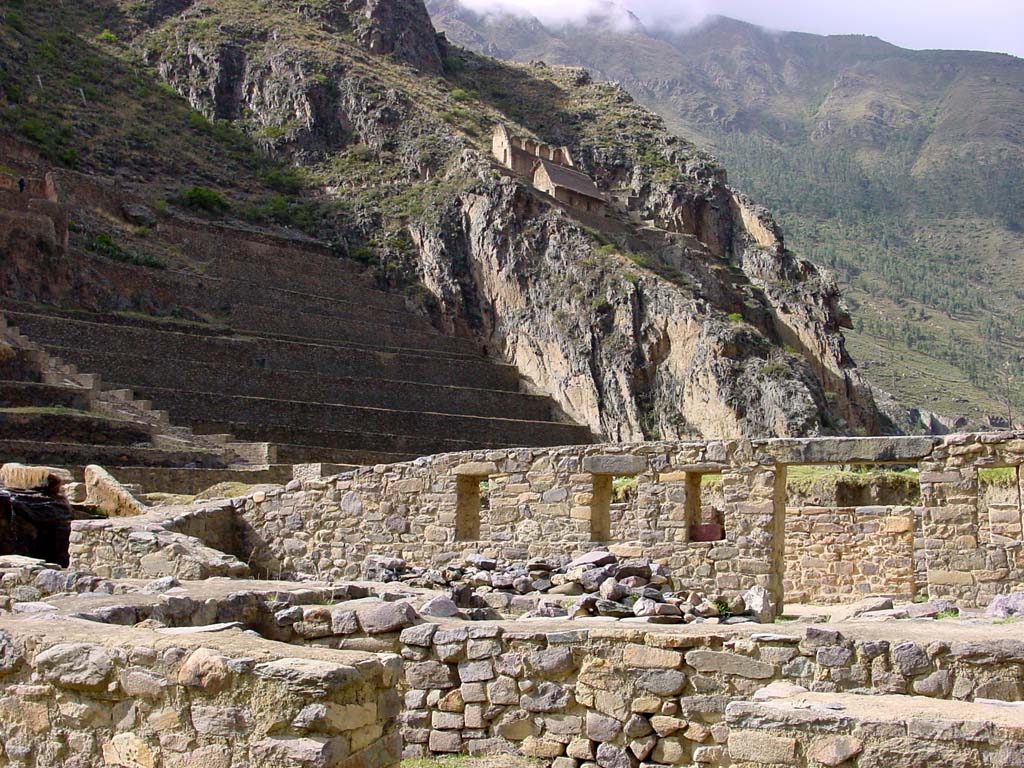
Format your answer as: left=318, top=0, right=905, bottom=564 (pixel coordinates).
left=396, top=621, right=1024, bottom=764
left=0, top=616, right=401, bottom=768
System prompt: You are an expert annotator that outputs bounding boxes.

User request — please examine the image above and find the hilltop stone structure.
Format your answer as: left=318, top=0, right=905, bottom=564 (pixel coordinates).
left=492, top=123, right=605, bottom=212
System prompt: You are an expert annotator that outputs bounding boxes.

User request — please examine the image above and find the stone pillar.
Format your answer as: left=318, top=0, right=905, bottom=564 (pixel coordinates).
left=718, top=449, right=785, bottom=618
left=919, top=438, right=984, bottom=603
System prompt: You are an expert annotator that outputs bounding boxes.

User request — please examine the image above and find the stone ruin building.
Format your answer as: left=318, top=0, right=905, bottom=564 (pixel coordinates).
left=0, top=430, right=1022, bottom=767
left=493, top=123, right=606, bottom=213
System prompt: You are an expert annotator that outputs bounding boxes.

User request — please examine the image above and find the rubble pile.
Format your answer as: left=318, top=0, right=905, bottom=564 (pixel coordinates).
left=364, top=550, right=773, bottom=624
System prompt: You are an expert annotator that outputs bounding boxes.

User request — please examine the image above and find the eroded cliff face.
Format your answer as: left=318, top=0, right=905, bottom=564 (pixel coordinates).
left=411, top=168, right=830, bottom=441
left=113, top=0, right=879, bottom=440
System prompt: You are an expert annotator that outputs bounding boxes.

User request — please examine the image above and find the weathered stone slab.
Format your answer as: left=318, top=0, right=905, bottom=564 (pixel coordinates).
left=582, top=454, right=648, bottom=475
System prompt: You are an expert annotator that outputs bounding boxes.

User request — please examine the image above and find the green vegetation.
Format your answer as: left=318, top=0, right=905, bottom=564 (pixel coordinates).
left=86, top=233, right=167, bottom=269
left=979, top=467, right=1019, bottom=487
left=715, top=133, right=1024, bottom=418
left=174, top=186, right=229, bottom=215
left=429, top=7, right=1024, bottom=421
left=784, top=465, right=921, bottom=502
left=611, top=476, right=637, bottom=503
left=727, top=312, right=743, bottom=324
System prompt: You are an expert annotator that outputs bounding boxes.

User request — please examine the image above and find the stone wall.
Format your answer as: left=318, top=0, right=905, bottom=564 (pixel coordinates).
left=68, top=434, right=1024, bottom=611
left=238, top=440, right=785, bottom=615
left=919, top=433, right=1024, bottom=604
left=69, top=501, right=250, bottom=580
left=725, top=691, right=1024, bottom=768
left=0, top=616, right=401, bottom=768
left=783, top=505, right=919, bottom=604
left=397, top=621, right=1024, bottom=765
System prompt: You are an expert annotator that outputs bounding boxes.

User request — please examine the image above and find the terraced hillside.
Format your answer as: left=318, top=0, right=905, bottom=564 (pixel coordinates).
left=0, top=151, right=590, bottom=469
left=1, top=0, right=881, bottom=469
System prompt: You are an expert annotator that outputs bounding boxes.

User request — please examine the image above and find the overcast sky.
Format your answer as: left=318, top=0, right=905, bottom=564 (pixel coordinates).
left=459, top=0, right=1024, bottom=58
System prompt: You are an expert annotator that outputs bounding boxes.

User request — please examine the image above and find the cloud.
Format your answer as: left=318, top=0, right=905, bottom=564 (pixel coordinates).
left=454, top=0, right=1024, bottom=57
left=458, top=0, right=712, bottom=29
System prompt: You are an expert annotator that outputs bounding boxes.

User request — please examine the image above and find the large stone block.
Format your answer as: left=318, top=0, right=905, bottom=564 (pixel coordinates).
left=583, top=454, right=648, bottom=475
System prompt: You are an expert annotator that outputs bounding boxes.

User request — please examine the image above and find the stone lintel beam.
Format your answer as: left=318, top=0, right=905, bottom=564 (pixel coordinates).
left=757, top=437, right=941, bottom=466
left=582, top=454, right=649, bottom=476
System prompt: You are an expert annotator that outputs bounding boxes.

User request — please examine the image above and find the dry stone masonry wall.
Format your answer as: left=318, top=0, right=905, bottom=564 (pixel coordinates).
left=0, top=616, right=401, bottom=768
left=397, top=621, right=1024, bottom=766
left=206, top=433, right=1024, bottom=612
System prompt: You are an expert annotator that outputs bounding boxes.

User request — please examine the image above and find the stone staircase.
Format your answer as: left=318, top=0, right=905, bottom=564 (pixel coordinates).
left=0, top=225, right=591, bottom=468
left=0, top=323, right=231, bottom=471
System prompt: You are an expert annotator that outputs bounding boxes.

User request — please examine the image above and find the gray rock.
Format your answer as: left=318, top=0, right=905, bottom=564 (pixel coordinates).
left=400, top=624, right=438, bottom=647
left=406, top=661, right=456, bottom=689
left=521, top=682, right=570, bottom=713
left=34, top=643, right=113, bottom=691
left=583, top=454, right=647, bottom=475
left=568, top=550, right=617, bottom=569
left=743, top=584, right=773, bottom=622
left=528, top=647, right=574, bottom=677
left=0, top=630, right=22, bottom=674
left=122, top=203, right=157, bottom=226
left=595, top=741, right=632, bottom=768
left=586, top=711, right=622, bottom=742
left=892, top=641, right=930, bottom=676
left=10, top=585, right=41, bottom=603
left=275, top=606, right=304, bottom=627
left=420, top=596, right=459, bottom=618
left=829, top=596, right=894, bottom=623
left=600, top=578, right=628, bottom=602
left=357, top=601, right=417, bottom=634
left=142, top=576, right=181, bottom=594
left=987, top=591, right=1024, bottom=619
left=637, top=669, right=687, bottom=696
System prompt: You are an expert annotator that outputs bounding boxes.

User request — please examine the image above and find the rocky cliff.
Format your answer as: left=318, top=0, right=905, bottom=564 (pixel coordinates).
left=1, top=0, right=882, bottom=441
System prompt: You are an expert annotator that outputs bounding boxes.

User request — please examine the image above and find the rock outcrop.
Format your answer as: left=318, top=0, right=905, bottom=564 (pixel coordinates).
left=15, top=0, right=881, bottom=441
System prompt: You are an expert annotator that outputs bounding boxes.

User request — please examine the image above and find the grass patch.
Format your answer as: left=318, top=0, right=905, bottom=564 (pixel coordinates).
left=979, top=467, right=1019, bottom=486
left=173, top=186, right=229, bottom=215
left=86, top=233, right=167, bottom=269
left=612, top=476, right=637, bottom=503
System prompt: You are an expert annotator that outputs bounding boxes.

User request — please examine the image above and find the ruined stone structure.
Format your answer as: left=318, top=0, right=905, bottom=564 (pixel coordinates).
left=533, top=158, right=606, bottom=213
left=492, top=123, right=605, bottom=212
left=66, top=433, right=1024, bottom=616
left=492, top=123, right=575, bottom=175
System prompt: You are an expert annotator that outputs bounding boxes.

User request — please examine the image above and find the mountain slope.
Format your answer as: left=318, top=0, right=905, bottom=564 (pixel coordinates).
left=427, top=1, right=1024, bottom=430
left=0, top=0, right=880, bottom=441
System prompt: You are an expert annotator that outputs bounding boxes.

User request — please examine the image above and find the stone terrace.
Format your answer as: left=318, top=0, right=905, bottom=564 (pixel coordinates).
left=0, top=162, right=592, bottom=480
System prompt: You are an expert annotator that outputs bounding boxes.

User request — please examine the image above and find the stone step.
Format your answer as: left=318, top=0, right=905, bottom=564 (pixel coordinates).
left=80, top=250, right=422, bottom=324
left=2, top=300, right=482, bottom=361
left=199, top=421, right=512, bottom=461
left=0, top=439, right=227, bottom=468
left=129, top=387, right=594, bottom=449
left=76, top=350, right=553, bottom=421
left=60, top=464, right=298, bottom=496
left=274, top=443, right=418, bottom=467
left=0, top=351, right=44, bottom=383
left=0, top=409, right=153, bottom=446
left=222, top=303, right=481, bottom=357
left=9, top=312, right=522, bottom=391
left=0, top=380, right=92, bottom=410
left=725, top=690, right=1024, bottom=767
